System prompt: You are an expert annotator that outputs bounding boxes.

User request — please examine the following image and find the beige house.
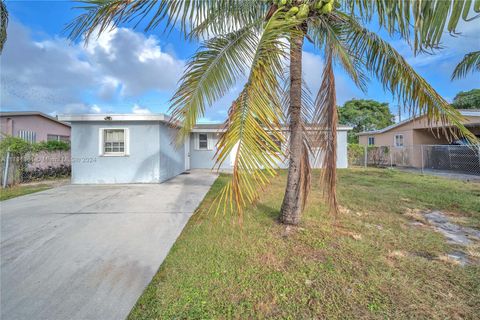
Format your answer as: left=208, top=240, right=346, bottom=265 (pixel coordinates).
left=358, top=110, right=480, bottom=169
left=358, top=110, right=480, bottom=147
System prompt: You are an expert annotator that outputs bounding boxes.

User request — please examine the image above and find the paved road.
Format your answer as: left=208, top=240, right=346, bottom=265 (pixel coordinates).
left=0, top=170, right=217, bottom=320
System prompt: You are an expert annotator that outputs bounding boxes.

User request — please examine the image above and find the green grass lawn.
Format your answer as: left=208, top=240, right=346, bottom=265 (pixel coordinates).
left=0, top=184, right=51, bottom=201
left=129, top=168, right=480, bottom=319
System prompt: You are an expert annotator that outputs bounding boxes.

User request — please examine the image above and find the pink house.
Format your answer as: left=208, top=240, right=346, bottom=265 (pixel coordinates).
left=0, top=111, right=71, bottom=143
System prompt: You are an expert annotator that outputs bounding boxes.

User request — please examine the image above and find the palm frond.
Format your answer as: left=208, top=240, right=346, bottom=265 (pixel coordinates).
left=347, top=0, right=480, bottom=54
left=0, top=0, right=8, bottom=53
left=313, top=49, right=338, bottom=214
left=169, top=22, right=261, bottom=140
left=212, top=12, right=298, bottom=217
left=66, top=0, right=266, bottom=42
left=187, top=0, right=267, bottom=40
left=341, top=12, right=475, bottom=142
left=452, top=50, right=480, bottom=79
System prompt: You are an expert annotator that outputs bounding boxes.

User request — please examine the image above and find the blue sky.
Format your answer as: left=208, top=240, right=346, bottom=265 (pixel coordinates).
left=2, top=0, right=479, bottom=123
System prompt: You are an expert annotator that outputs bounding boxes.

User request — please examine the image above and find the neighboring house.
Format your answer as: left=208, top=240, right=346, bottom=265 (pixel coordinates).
left=0, top=111, right=71, bottom=143
left=357, top=110, right=480, bottom=171
left=59, top=113, right=352, bottom=184
left=358, top=109, right=480, bottom=147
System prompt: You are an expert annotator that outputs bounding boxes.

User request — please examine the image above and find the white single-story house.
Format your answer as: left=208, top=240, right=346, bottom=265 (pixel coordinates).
left=59, top=113, right=351, bottom=184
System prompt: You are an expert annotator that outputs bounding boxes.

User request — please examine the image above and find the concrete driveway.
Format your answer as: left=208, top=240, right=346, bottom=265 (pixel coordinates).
left=0, top=170, right=217, bottom=320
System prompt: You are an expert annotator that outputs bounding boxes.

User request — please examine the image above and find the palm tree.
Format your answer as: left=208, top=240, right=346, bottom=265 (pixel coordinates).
left=68, top=0, right=477, bottom=225
left=0, top=0, right=8, bottom=53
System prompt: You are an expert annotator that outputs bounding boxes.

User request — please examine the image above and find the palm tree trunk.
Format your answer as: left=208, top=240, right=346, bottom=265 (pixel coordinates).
left=280, top=30, right=305, bottom=225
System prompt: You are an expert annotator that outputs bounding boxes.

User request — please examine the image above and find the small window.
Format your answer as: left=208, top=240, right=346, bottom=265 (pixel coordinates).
left=368, top=137, right=375, bottom=146
left=59, top=136, right=70, bottom=143
left=104, top=129, right=125, bottom=155
left=394, top=134, right=404, bottom=147
left=47, top=134, right=70, bottom=142
left=198, top=133, right=208, bottom=150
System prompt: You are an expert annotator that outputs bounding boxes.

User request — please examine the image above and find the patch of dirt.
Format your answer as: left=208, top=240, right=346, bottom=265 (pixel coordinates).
left=388, top=250, right=408, bottom=259
left=339, top=205, right=368, bottom=217
left=337, top=228, right=362, bottom=241
left=339, top=206, right=351, bottom=215
left=404, top=208, right=428, bottom=224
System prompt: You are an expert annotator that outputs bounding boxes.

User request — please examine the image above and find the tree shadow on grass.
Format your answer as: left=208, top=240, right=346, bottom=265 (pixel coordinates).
left=254, top=203, right=282, bottom=223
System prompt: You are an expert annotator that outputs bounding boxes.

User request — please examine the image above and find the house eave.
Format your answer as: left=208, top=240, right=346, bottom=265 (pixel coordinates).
left=191, top=125, right=354, bottom=133
left=58, top=113, right=173, bottom=123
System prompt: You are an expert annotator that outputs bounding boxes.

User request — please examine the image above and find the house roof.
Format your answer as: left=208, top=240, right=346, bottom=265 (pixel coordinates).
left=0, top=111, right=71, bottom=127
left=58, top=113, right=353, bottom=131
left=357, top=109, right=480, bottom=136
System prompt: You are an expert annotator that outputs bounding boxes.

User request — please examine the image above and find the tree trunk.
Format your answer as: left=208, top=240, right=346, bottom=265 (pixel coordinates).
left=280, top=30, right=305, bottom=225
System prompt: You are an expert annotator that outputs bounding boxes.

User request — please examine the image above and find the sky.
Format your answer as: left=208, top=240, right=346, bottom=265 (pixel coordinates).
left=1, top=0, right=479, bottom=123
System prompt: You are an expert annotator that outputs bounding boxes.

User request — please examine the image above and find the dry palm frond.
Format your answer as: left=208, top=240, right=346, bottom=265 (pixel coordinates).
left=313, top=49, right=338, bottom=214
left=452, top=51, right=480, bottom=79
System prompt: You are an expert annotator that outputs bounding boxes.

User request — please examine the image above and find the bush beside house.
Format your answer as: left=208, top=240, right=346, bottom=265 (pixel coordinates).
left=0, top=136, right=71, bottom=186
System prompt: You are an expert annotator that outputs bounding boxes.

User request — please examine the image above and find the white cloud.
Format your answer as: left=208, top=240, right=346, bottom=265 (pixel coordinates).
left=1, top=20, right=184, bottom=114
left=132, top=104, right=151, bottom=114
left=90, top=104, right=102, bottom=113
left=85, top=27, right=185, bottom=96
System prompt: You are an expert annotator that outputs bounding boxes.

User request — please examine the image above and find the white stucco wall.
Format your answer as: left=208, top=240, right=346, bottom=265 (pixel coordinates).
left=70, top=121, right=184, bottom=184
left=189, top=132, right=232, bottom=169
left=189, top=130, right=349, bottom=170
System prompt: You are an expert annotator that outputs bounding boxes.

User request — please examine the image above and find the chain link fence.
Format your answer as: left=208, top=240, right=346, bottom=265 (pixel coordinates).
left=1, top=150, right=71, bottom=187
left=349, top=144, right=480, bottom=176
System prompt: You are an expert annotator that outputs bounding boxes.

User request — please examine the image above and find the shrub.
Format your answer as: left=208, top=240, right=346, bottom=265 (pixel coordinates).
left=0, top=136, right=32, bottom=156
left=33, top=140, right=70, bottom=152
left=348, top=143, right=364, bottom=165
left=0, top=136, right=70, bottom=157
